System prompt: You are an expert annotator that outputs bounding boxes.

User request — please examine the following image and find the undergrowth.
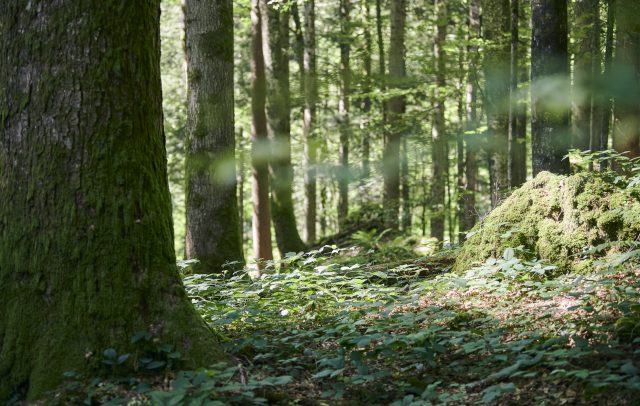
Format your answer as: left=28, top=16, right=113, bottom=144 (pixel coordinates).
left=41, top=235, right=640, bottom=405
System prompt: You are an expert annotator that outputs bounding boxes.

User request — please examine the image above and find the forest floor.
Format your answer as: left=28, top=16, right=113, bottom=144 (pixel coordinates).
left=45, top=230, right=640, bottom=405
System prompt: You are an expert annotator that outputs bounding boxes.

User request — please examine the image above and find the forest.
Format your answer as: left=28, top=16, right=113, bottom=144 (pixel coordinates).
left=1, top=0, right=640, bottom=404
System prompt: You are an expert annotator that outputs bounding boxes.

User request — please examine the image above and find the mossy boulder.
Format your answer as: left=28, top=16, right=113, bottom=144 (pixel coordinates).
left=454, top=171, right=640, bottom=273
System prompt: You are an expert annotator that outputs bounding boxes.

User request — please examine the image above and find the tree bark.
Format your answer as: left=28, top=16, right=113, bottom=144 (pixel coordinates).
left=531, top=0, right=571, bottom=175
left=612, top=0, right=640, bottom=160
left=251, top=0, right=274, bottom=265
left=599, top=0, right=615, bottom=158
left=431, top=0, right=447, bottom=242
left=572, top=0, right=600, bottom=153
left=508, top=0, right=527, bottom=187
left=483, top=0, right=511, bottom=206
left=303, top=0, right=318, bottom=244
left=361, top=0, right=373, bottom=186
left=185, top=0, right=244, bottom=273
left=260, top=0, right=306, bottom=255
left=384, top=0, right=406, bottom=230
left=0, top=1, right=223, bottom=400
left=402, top=137, right=412, bottom=231
left=338, top=0, right=351, bottom=230
left=460, top=0, right=480, bottom=238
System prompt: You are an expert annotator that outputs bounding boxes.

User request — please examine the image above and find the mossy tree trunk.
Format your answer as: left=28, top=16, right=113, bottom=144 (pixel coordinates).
left=250, top=0, right=274, bottom=265
left=0, top=1, right=222, bottom=401
left=383, top=0, right=406, bottom=230
left=260, top=0, right=306, bottom=255
left=431, top=0, right=447, bottom=242
left=185, top=0, right=244, bottom=273
left=612, top=0, right=640, bottom=160
left=483, top=0, right=511, bottom=206
left=531, top=0, right=571, bottom=175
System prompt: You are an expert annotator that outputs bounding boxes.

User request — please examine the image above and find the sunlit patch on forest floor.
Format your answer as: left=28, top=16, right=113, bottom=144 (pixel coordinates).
left=44, top=237, right=640, bottom=405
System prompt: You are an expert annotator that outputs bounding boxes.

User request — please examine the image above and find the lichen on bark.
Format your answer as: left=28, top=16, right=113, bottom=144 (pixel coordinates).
left=454, top=171, right=640, bottom=273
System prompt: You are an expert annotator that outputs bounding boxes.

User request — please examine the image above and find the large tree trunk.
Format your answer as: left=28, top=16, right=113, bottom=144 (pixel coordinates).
left=572, top=0, right=600, bottom=153
left=431, top=0, right=447, bottom=242
left=531, top=0, right=571, bottom=175
left=260, top=0, right=306, bottom=255
left=338, top=0, right=351, bottom=230
left=383, top=0, right=406, bottom=230
left=612, top=0, right=640, bottom=160
left=460, top=0, right=481, bottom=239
left=303, top=0, right=318, bottom=244
left=0, top=1, right=222, bottom=400
left=185, top=0, right=244, bottom=273
left=251, top=0, right=274, bottom=265
left=483, top=0, right=510, bottom=206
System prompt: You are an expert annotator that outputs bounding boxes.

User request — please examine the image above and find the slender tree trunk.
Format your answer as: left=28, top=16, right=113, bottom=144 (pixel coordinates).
left=531, top=0, right=571, bottom=175
left=303, top=0, right=318, bottom=243
left=0, top=1, right=223, bottom=400
left=572, top=0, right=600, bottom=153
left=401, top=138, right=411, bottom=231
left=185, top=0, right=244, bottom=273
left=431, top=0, right=447, bottom=242
left=599, top=0, right=615, bottom=159
left=251, top=0, right=273, bottom=265
left=338, top=0, right=351, bottom=230
left=456, top=37, right=466, bottom=242
left=612, top=0, right=640, bottom=160
left=483, top=0, right=510, bottom=206
left=508, top=0, right=527, bottom=187
left=460, top=0, right=480, bottom=238
left=238, top=129, right=245, bottom=250
left=384, top=0, right=406, bottom=230
left=260, top=0, right=306, bottom=255
left=512, top=0, right=528, bottom=186
left=376, top=0, right=388, bottom=131
left=361, top=0, right=373, bottom=185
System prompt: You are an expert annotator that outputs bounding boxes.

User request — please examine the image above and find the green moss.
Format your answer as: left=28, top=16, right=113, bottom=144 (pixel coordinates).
left=454, top=171, right=640, bottom=273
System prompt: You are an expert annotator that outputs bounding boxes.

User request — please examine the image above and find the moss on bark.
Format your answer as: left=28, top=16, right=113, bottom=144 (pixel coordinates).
left=454, top=171, right=640, bottom=273
left=0, top=1, right=225, bottom=401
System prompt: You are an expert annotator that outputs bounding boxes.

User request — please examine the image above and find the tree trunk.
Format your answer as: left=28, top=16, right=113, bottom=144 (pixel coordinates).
left=508, top=0, right=527, bottom=187
left=384, top=0, right=406, bottom=230
left=303, top=0, right=318, bottom=244
left=185, top=0, right=244, bottom=273
left=402, top=138, right=412, bottom=231
left=251, top=0, right=274, bottom=265
left=431, top=0, right=447, bottom=242
left=599, top=0, right=615, bottom=159
left=483, top=0, right=510, bottom=206
left=572, top=0, right=600, bottom=153
left=338, top=0, right=351, bottom=230
left=531, top=0, right=571, bottom=175
left=460, top=0, right=480, bottom=238
left=376, top=0, right=388, bottom=139
left=361, top=0, right=373, bottom=186
left=260, top=0, right=306, bottom=255
left=612, top=0, right=640, bottom=160
left=0, top=1, right=222, bottom=400
left=512, top=0, right=528, bottom=187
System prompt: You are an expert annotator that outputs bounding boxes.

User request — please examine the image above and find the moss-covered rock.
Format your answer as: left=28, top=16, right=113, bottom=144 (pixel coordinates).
left=454, top=171, right=640, bottom=273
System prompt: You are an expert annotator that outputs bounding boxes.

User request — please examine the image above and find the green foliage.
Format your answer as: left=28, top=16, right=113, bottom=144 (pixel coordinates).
left=45, top=236, right=640, bottom=405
